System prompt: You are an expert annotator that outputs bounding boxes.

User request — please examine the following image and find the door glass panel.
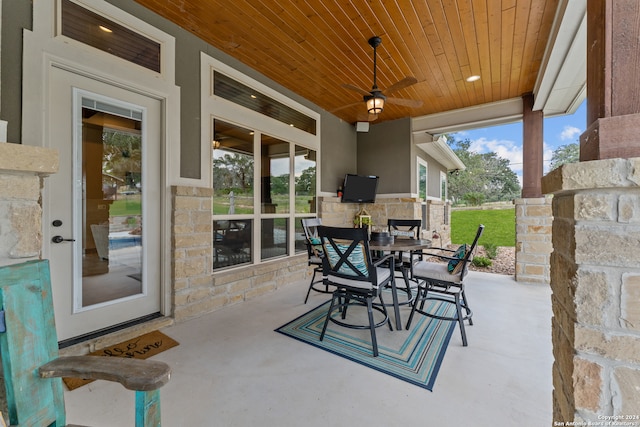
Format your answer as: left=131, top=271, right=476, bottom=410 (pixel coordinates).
left=82, top=106, right=143, bottom=307
left=294, top=146, right=316, bottom=213
left=261, top=135, right=290, bottom=214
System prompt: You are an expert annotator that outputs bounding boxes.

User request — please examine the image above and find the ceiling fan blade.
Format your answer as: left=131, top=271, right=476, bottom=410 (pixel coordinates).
left=386, top=97, right=423, bottom=108
left=341, top=83, right=372, bottom=97
left=382, top=76, right=418, bottom=95
left=356, top=111, right=378, bottom=122
left=330, top=101, right=362, bottom=114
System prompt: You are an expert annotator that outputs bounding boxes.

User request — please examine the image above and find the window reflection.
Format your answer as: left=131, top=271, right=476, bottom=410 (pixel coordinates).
left=294, top=219, right=306, bottom=253
left=212, top=120, right=254, bottom=215
left=261, top=135, right=290, bottom=214
left=212, top=119, right=254, bottom=270
left=213, top=219, right=252, bottom=268
left=261, top=218, right=288, bottom=260
left=418, top=162, right=427, bottom=200
left=295, top=146, right=316, bottom=213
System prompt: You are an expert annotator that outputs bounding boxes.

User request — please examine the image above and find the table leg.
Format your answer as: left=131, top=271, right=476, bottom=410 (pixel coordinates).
left=389, top=275, right=402, bottom=330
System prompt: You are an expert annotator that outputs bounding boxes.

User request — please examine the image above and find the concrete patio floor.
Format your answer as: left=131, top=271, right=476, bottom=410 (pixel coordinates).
left=65, top=271, right=553, bottom=427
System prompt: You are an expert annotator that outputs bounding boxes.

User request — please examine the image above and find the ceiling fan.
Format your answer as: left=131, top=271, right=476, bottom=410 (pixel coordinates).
left=334, top=36, right=423, bottom=121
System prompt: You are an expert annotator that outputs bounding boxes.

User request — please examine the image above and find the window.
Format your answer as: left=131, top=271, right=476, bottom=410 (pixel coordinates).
left=214, top=72, right=316, bottom=135
left=61, top=0, right=161, bottom=72
left=294, top=145, right=317, bottom=214
left=440, top=171, right=447, bottom=201
left=212, top=120, right=254, bottom=269
left=206, top=57, right=320, bottom=271
left=417, top=159, right=428, bottom=201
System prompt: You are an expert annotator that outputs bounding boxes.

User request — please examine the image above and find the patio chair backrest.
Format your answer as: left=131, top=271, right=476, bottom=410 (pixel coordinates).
left=387, top=218, right=421, bottom=239
left=318, top=226, right=379, bottom=289
left=0, top=260, right=66, bottom=426
left=459, top=224, right=485, bottom=280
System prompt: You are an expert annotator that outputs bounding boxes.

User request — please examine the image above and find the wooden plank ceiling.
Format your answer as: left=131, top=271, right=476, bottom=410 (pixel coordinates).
left=135, top=0, right=559, bottom=124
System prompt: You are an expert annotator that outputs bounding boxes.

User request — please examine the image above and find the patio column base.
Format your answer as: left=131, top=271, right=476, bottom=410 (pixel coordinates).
left=542, top=158, right=640, bottom=424
left=514, top=197, right=552, bottom=284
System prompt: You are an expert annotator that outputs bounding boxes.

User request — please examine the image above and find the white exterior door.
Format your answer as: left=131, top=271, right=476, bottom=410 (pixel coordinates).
left=44, top=66, right=162, bottom=342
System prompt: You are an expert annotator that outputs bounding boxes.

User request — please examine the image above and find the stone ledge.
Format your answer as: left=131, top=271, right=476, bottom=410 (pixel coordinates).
left=0, top=143, right=59, bottom=175
left=542, top=158, right=640, bottom=194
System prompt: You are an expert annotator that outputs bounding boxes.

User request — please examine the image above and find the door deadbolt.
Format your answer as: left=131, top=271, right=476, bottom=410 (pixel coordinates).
left=52, top=220, right=63, bottom=227
left=51, top=235, right=75, bottom=244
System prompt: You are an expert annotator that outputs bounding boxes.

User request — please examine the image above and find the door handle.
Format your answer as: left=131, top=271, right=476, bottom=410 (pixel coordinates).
left=51, top=235, right=76, bottom=244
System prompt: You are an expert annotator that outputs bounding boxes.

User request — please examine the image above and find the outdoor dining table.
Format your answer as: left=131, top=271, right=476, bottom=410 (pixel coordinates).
left=368, top=238, right=432, bottom=330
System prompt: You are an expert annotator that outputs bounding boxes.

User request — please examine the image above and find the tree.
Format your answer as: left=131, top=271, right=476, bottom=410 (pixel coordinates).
left=295, top=166, right=316, bottom=195
left=446, top=136, right=521, bottom=204
left=549, top=143, right=579, bottom=170
left=270, top=174, right=289, bottom=195
left=212, top=153, right=254, bottom=194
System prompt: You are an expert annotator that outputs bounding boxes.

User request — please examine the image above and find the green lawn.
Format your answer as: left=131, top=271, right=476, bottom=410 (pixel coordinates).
left=110, top=198, right=141, bottom=216
left=451, top=208, right=515, bottom=247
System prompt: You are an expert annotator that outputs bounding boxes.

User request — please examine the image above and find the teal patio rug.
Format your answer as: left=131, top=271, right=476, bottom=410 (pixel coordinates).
left=275, top=299, right=456, bottom=391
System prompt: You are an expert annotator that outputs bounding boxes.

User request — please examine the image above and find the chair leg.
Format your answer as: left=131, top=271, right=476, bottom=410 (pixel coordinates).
left=455, top=295, right=468, bottom=346
left=135, top=389, right=162, bottom=427
left=377, top=291, right=393, bottom=331
left=304, top=267, right=320, bottom=304
left=461, top=289, right=473, bottom=325
left=366, top=297, right=379, bottom=357
left=320, top=295, right=338, bottom=342
left=405, top=286, right=423, bottom=330
left=399, top=265, right=413, bottom=301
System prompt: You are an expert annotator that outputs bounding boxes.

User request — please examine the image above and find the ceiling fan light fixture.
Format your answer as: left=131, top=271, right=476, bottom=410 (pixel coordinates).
left=366, top=93, right=385, bottom=114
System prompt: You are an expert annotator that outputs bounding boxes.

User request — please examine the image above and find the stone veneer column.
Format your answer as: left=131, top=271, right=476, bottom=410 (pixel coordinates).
left=171, top=185, right=217, bottom=321
left=514, top=197, right=552, bottom=284
left=0, top=143, right=58, bottom=266
left=426, top=199, right=451, bottom=246
left=542, top=158, right=640, bottom=423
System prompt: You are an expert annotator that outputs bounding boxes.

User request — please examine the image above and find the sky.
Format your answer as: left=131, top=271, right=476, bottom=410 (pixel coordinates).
left=451, top=100, right=587, bottom=184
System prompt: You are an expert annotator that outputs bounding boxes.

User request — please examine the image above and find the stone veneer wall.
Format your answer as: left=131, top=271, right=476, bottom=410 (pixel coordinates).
left=426, top=199, right=452, bottom=247
left=0, top=143, right=58, bottom=266
left=514, top=197, right=553, bottom=284
left=542, top=158, right=640, bottom=424
left=171, top=185, right=307, bottom=322
left=318, top=196, right=451, bottom=245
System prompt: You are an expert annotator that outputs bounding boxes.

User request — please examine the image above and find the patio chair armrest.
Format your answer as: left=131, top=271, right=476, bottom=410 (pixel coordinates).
left=305, top=241, right=324, bottom=257
left=419, top=251, right=457, bottom=261
left=425, top=246, right=456, bottom=254
left=372, top=253, right=395, bottom=269
left=39, top=355, right=171, bottom=391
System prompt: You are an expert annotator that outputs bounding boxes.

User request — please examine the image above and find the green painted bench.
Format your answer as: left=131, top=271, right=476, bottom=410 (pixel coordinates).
left=0, top=260, right=171, bottom=426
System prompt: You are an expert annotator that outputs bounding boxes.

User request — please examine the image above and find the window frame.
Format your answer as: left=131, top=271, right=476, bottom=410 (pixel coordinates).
left=203, top=53, right=320, bottom=271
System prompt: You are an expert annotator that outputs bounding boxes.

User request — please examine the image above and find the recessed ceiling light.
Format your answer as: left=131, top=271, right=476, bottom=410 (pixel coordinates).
left=250, top=94, right=257, bottom=99
left=466, top=75, right=480, bottom=82
left=99, top=25, right=112, bottom=33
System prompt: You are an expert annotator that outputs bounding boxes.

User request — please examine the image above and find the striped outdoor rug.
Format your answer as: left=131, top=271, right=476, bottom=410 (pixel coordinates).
left=275, top=299, right=456, bottom=391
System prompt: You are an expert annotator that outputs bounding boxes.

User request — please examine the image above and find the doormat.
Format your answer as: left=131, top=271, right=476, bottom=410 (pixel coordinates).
left=63, top=330, right=179, bottom=390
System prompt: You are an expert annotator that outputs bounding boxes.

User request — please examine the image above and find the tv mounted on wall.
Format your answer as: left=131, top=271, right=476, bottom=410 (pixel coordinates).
left=341, top=174, right=379, bottom=203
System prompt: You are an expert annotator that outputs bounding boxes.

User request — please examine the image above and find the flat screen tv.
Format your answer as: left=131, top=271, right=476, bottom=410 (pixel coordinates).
left=341, top=174, right=379, bottom=203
